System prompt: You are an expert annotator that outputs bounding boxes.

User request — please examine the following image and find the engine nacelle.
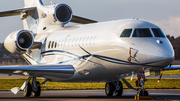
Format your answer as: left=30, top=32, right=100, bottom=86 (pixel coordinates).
left=53, top=4, right=73, bottom=24
left=4, top=30, right=34, bottom=54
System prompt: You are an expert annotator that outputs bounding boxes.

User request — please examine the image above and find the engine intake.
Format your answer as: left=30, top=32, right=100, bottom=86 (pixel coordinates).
left=4, top=30, right=34, bottom=54
left=17, top=31, right=34, bottom=50
left=54, top=4, right=72, bottom=24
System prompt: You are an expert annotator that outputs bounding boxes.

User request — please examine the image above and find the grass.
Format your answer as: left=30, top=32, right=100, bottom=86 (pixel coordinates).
left=150, top=70, right=180, bottom=75
left=123, top=79, right=180, bottom=89
left=0, top=79, right=180, bottom=91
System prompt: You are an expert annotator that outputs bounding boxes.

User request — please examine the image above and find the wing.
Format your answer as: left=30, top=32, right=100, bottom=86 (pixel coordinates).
left=0, top=7, right=36, bottom=17
left=0, top=65, right=75, bottom=79
left=164, top=65, right=180, bottom=70
left=0, top=8, right=97, bottom=24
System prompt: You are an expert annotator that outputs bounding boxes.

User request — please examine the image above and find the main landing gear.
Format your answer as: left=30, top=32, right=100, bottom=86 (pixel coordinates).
left=105, top=81, right=123, bottom=96
left=23, top=76, right=47, bottom=97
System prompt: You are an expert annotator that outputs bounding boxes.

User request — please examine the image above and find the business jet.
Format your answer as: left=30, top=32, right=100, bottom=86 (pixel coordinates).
left=0, top=0, right=175, bottom=97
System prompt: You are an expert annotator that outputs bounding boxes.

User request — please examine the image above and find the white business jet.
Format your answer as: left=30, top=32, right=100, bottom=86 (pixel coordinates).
left=0, top=0, right=174, bottom=97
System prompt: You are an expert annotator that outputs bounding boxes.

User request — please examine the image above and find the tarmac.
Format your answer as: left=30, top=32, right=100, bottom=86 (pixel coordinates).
left=0, top=76, right=180, bottom=101
left=0, top=89, right=179, bottom=101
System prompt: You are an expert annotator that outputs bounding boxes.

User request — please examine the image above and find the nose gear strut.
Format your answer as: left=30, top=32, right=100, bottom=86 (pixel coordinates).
left=136, top=69, right=149, bottom=96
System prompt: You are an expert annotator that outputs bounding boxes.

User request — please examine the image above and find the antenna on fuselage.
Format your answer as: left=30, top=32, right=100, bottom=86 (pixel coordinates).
left=133, top=18, right=139, bottom=20
left=50, top=1, right=53, bottom=5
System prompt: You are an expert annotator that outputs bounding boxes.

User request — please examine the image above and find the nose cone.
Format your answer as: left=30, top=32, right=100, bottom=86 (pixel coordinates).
left=137, top=39, right=174, bottom=67
left=152, top=45, right=174, bottom=66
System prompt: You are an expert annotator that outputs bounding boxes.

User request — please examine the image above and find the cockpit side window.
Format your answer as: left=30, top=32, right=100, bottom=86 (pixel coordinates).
left=152, top=28, right=165, bottom=37
left=132, top=28, right=152, bottom=37
left=120, top=29, right=132, bottom=37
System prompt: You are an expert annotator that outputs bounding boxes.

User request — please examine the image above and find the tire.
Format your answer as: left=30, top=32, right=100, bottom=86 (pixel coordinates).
left=105, top=82, right=115, bottom=96
left=138, top=90, right=149, bottom=96
left=115, top=81, right=123, bottom=96
left=23, top=82, right=32, bottom=97
left=32, top=81, right=41, bottom=97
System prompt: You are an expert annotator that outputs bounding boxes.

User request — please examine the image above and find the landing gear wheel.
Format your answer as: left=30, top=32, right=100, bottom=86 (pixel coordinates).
left=23, top=82, right=32, bottom=97
left=137, top=90, right=149, bottom=96
left=115, top=81, right=123, bottom=96
left=32, top=81, right=41, bottom=97
left=105, top=82, right=115, bottom=96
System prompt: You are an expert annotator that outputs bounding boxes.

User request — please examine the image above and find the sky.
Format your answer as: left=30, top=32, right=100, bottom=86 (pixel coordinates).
left=0, top=0, right=180, bottom=42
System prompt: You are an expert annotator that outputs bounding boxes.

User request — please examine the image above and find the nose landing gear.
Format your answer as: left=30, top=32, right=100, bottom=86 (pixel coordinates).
left=136, top=71, right=149, bottom=96
left=121, top=70, right=150, bottom=99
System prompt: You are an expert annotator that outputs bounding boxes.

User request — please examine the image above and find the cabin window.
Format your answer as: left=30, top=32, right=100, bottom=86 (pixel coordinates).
left=58, top=40, right=61, bottom=48
left=120, top=29, right=132, bottom=37
left=68, top=39, right=71, bottom=47
left=72, top=38, right=74, bottom=47
left=75, top=38, right=79, bottom=46
left=48, top=41, right=51, bottom=49
left=132, top=28, right=152, bottom=37
left=82, top=37, right=86, bottom=46
left=79, top=38, right=82, bottom=45
left=152, top=28, right=165, bottom=37
left=61, top=39, right=64, bottom=48
left=90, top=36, right=93, bottom=45
left=93, top=36, right=97, bottom=45
left=54, top=42, right=57, bottom=48
left=86, top=37, right=89, bottom=45
left=51, top=41, right=54, bottom=48
left=65, top=39, right=68, bottom=47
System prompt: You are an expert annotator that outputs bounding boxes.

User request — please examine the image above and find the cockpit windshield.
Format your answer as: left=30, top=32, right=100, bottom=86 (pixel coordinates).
left=120, top=29, right=132, bottom=37
left=120, top=28, right=165, bottom=38
left=132, top=28, right=152, bottom=37
left=152, top=28, right=165, bottom=37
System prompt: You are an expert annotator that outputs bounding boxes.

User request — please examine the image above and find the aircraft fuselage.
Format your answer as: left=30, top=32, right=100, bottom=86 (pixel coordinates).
left=36, top=19, right=174, bottom=82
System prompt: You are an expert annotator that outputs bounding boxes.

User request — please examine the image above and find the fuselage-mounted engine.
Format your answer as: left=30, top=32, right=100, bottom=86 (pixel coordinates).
left=53, top=4, right=73, bottom=25
left=4, top=30, right=34, bottom=54
left=40, top=3, right=73, bottom=27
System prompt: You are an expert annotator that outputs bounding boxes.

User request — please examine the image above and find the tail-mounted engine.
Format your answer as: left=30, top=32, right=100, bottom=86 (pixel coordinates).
left=4, top=30, right=34, bottom=54
left=54, top=4, right=72, bottom=24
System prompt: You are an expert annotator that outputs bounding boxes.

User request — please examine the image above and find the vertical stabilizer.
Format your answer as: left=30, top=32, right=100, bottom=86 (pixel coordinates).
left=24, top=0, right=44, bottom=7
left=23, top=0, right=45, bottom=33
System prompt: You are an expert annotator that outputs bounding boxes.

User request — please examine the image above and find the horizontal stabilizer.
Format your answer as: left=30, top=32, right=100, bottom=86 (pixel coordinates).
left=0, top=7, right=97, bottom=24
left=0, top=7, right=36, bottom=17
left=71, top=15, right=97, bottom=24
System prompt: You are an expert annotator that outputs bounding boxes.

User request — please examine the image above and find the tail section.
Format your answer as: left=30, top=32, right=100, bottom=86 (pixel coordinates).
left=0, top=0, right=97, bottom=34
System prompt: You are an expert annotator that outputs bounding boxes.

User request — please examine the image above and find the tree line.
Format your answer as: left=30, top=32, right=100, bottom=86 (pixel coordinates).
left=167, top=35, right=180, bottom=60
left=0, top=43, right=27, bottom=65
